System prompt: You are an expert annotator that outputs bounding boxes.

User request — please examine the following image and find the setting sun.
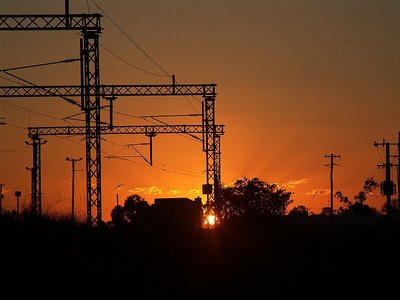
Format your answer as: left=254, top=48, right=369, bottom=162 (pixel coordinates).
left=203, top=214, right=217, bottom=228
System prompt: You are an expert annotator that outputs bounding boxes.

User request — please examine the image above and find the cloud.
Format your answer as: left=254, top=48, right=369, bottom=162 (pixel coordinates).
left=223, top=182, right=235, bottom=188
left=168, top=189, right=182, bottom=195
left=282, top=178, right=310, bottom=189
left=128, top=185, right=162, bottom=195
left=305, top=188, right=330, bottom=196
left=189, top=189, right=200, bottom=194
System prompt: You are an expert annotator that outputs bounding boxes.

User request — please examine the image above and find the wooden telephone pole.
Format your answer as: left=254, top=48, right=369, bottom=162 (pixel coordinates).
left=66, top=157, right=82, bottom=223
left=324, top=153, right=341, bottom=230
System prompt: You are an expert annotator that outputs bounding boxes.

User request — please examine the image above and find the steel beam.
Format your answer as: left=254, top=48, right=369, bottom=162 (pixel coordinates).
left=28, top=125, right=224, bottom=137
left=0, top=14, right=101, bottom=31
left=0, top=84, right=216, bottom=98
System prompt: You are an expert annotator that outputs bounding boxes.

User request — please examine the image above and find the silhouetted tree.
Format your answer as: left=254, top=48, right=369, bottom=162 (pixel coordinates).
left=215, top=177, right=293, bottom=222
left=335, top=177, right=379, bottom=215
left=110, top=194, right=152, bottom=229
left=381, top=198, right=399, bottom=215
left=320, top=207, right=332, bottom=216
left=123, top=194, right=151, bottom=228
left=288, top=205, right=309, bottom=216
left=124, top=194, right=145, bottom=219
left=110, top=204, right=126, bottom=227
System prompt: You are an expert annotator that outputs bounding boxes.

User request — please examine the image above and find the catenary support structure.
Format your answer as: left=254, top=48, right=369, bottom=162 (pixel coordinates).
left=0, top=10, right=223, bottom=226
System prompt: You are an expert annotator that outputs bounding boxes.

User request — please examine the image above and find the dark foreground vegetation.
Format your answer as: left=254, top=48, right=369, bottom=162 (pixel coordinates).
left=1, top=214, right=399, bottom=299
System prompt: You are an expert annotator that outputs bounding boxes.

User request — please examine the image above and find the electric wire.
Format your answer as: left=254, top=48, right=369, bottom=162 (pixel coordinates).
left=3, top=122, right=27, bottom=130
left=86, top=0, right=91, bottom=13
left=0, top=123, right=21, bottom=149
left=0, top=146, right=28, bottom=153
left=101, top=136, right=202, bottom=176
left=0, top=99, right=74, bottom=124
left=142, top=116, right=202, bottom=143
left=0, top=74, right=24, bottom=85
left=89, top=0, right=171, bottom=78
left=306, top=167, right=330, bottom=211
left=2, top=71, right=81, bottom=107
left=42, top=155, right=70, bottom=181
left=374, top=146, right=385, bottom=165
left=58, top=135, right=202, bottom=178
left=0, top=58, right=79, bottom=72
left=100, top=43, right=166, bottom=77
left=88, top=0, right=202, bottom=111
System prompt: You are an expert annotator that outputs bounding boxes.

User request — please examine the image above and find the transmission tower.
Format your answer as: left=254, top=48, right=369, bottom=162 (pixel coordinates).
left=0, top=3, right=224, bottom=226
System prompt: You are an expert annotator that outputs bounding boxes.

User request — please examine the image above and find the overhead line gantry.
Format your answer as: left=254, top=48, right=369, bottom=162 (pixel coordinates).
left=0, top=6, right=223, bottom=226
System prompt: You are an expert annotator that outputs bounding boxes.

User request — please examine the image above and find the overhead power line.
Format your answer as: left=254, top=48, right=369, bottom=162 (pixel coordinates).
left=0, top=58, right=79, bottom=72
left=2, top=71, right=81, bottom=107
left=89, top=0, right=171, bottom=78
left=100, top=43, right=166, bottom=77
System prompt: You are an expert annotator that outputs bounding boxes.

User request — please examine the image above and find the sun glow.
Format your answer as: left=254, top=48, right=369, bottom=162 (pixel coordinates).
left=203, top=214, right=217, bottom=229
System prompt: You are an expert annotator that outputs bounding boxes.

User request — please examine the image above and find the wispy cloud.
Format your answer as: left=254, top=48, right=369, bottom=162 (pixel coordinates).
left=189, top=189, right=200, bottom=194
left=305, top=188, right=330, bottom=196
left=282, top=178, right=310, bottom=189
left=223, top=182, right=235, bottom=188
left=168, top=189, right=182, bottom=195
left=128, top=185, right=162, bottom=195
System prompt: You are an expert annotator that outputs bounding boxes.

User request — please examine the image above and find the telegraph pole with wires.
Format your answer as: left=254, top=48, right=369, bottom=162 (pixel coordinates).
left=397, top=131, right=400, bottom=215
left=324, top=153, right=341, bottom=230
left=374, top=139, right=397, bottom=217
left=66, top=157, right=83, bottom=223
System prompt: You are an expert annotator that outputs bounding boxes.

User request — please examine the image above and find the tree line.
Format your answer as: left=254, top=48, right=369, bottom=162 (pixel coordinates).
left=109, top=176, right=397, bottom=229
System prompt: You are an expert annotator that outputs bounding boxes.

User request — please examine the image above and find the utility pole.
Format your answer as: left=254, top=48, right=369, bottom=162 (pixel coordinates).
left=397, top=131, right=400, bottom=215
left=0, top=183, right=4, bottom=215
left=15, top=191, right=21, bottom=214
left=114, top=184, right=124, bottom=207
left=66, top=157, right=82, bottom=223
left=374, top=139, right=396, bottom=217
left=324, top=153, right=341, bottom=230
left=25, top=167, right=33, bottom=214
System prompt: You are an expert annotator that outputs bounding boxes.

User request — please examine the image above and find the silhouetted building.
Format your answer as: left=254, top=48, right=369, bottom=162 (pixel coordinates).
left=153, top=197, right=203, bottom=231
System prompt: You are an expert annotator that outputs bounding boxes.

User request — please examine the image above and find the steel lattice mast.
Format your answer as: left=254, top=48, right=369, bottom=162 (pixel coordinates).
left=1, top=10, right=223, bottom=225
left=25, top=136, right=46, bottom=216
left=0, top=13, right=103, bottom=225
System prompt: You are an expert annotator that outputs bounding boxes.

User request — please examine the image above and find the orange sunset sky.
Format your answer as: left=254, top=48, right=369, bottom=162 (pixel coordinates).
left=1, top=0, right=399, bottom=221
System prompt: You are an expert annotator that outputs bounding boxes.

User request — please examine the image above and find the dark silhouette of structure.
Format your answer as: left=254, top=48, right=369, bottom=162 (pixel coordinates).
left=374, top=137, right=398, bottom=216
left=0, top=1, right=224, bottom=226
left=153, top=197, right=203, bottom=230
left=324, top=153, right=340, bottom=229
left=14, top=190, right=21, bottom=214
left=66, top=157, right=82, bottom=222
left=25, top=137, right=46, bottom=216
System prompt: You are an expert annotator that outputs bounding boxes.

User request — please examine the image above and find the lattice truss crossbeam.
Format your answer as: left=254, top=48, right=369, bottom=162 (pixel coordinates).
left=0, top=84, right=216, bottom=97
